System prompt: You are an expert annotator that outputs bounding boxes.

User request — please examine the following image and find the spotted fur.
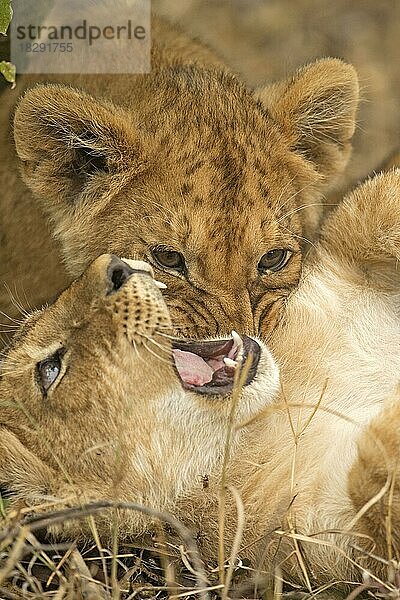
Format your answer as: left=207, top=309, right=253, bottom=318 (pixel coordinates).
left=0, top=17, right=359, bottom=342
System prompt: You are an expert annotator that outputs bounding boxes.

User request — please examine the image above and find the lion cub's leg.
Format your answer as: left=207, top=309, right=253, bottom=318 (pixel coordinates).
left=0, top=429, right=99, bottom=524
left=348, top=387, right=400, bottom=569
left=0, top=429, right=56, bottom=504
left=319, top=169, right=400, bottom=289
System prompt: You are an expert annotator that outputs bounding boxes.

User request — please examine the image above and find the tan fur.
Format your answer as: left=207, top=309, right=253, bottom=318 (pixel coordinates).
left=1, top=170, right=400, bottom=590
left=325, top=146, right=400, bottom=216
left=0, top=253, right=279, bottom=540
left=0, top=16, right=359, bottom=341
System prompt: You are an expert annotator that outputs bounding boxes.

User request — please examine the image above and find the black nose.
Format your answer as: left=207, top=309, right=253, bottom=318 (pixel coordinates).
left=107, top=255, right=148, bottom=293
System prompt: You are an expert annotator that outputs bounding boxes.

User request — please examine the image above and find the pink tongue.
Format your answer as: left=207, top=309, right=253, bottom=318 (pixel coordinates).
left=172, top=349, right=214, bottom=386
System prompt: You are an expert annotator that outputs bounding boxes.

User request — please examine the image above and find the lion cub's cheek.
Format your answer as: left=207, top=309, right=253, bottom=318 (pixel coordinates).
left=236, top=343, right=280, bottom=424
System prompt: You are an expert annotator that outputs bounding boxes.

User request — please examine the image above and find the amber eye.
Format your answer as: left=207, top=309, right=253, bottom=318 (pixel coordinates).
left=36, top=349, right=64, bottom=395
left=151, top=247, right=186, bottom=272
left=258, top=249, right=291, bottom=274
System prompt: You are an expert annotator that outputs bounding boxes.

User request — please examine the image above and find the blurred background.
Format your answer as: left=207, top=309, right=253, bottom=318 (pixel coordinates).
left=154, top=0, right=400, bottom=189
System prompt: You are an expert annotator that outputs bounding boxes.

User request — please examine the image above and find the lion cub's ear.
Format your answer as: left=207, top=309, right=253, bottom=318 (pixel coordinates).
left=14, top=84, right=145, bottom=209
left=256, top=58, right=359, bottom=186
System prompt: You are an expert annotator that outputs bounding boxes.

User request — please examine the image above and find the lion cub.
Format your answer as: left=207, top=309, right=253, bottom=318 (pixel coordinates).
left=0, top=16, right=359, bottom=341
left=1, top=171, right=400, bottom=589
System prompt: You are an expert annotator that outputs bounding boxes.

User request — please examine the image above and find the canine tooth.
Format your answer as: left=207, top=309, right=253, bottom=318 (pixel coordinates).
left=121, top=258, right=154, bottom=277
left=121, top=258, right=166, bottom=289
left=231, top=330, right=242, bottom=347
left=154, top=280, right=167, bottom=289
left=224, top=357, right=238, bottom=369
left=231, top=330, right=244, bottom=363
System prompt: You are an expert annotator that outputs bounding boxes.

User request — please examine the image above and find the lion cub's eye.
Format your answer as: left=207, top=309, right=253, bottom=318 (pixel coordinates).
left=151, top=246, right=186, bottom=272
left=258, top=249, right=292, bottom=274
left=36, top=349, right=64, bottom=395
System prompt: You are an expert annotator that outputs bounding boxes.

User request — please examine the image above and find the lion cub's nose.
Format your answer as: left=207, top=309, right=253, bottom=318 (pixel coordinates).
left=107, top=255, right=151, bottom=294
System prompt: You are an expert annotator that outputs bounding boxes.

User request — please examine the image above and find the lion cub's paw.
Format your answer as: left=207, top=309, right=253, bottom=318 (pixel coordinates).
left=348, top=385, right=400, bottom=561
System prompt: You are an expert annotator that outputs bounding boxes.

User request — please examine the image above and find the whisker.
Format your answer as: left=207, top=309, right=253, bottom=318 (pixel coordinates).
left=141, top=334, right=173, bottom=359
left=143, top=335, right=171, bottom=356
left=279, top=224, right=317, bottom=249
left=134, top=194, right=175, bottom=221
left=278, top=202, right=324, bottom=224
left=0, top=367, right=28, bottom=377
left=277, top=180, right=320, bottom=216
left=274, top=173, right=299, bottom=212
left=0, top=340, right=16, bottom=353
left=156, top=323, right=175, bottom=331
left=0, top=309, right=25, bottom=325
left=4, top=283, right=30, bottom=318
left=0, top=359, right=22, bottom=367
left=141, top=339, right=173, bottom=366
left=155, top=330, right=177, bottom=341
left=131, top=337, right=145, bottom=363
left=0, top=335, right=14, bottom=351
left=20, top=283, right=35, bottom=313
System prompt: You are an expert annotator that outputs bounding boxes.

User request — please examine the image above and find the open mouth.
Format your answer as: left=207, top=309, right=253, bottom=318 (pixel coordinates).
left=172, top=331, right=260, bottom=395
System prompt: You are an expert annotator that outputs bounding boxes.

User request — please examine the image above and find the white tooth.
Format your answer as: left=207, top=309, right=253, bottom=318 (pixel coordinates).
left=231, top=330, right=242, bottom=347
left=121, top=258, right=154, bottom=278
left=154, top=280, right=167, bottom=289
left=237, top=346, right=244, bottom=363
left=224, top=357, right=238, bottom=369
left=231, top=330, right=244, bottom=363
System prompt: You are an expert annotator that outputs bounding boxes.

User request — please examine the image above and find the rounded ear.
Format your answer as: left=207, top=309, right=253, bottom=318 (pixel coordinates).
left=255, top=58, right=359, bottom=187
left=13, top=84, right=146, bottom=210
left=319, top=169, right=400, bottom=285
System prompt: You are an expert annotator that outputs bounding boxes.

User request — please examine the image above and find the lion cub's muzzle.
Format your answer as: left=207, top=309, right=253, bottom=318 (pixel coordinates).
left=106, top=255, right=153, bottom=293
left=95, top=255, right=261, bottom=396
left=102, top=254, right=172, bottom=344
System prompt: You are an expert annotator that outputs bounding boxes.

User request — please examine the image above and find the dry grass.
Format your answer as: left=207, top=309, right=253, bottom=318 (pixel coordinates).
left=1, top=483, right=400, bottom=599
left=0, top=502, right=206, bottom=599
left=1, top=369, right=400, bottom=599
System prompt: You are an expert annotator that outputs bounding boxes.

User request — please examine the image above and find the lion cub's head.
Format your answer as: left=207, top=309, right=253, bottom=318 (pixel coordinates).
left=0, top=255, right=278, bottom=538
left=13, top=57, right=358, bottom=338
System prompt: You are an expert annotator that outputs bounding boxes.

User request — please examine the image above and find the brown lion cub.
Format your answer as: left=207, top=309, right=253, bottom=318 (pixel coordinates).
left=1, top=170, right=400, bottom=590
left=0, top=16, right=359, bottom=341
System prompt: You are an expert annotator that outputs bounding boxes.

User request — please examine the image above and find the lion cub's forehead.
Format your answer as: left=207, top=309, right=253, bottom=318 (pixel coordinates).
left=143, top=67, right=268, bottom=128
left=148, top=123, right=298, bottom=216
left=139, top=158, right=300, bottom=256
left=2, top=307, right=67, bottom=364
left=1, top=310, right=44, bottom=363
left=1, top=279, right=99, bottom=365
